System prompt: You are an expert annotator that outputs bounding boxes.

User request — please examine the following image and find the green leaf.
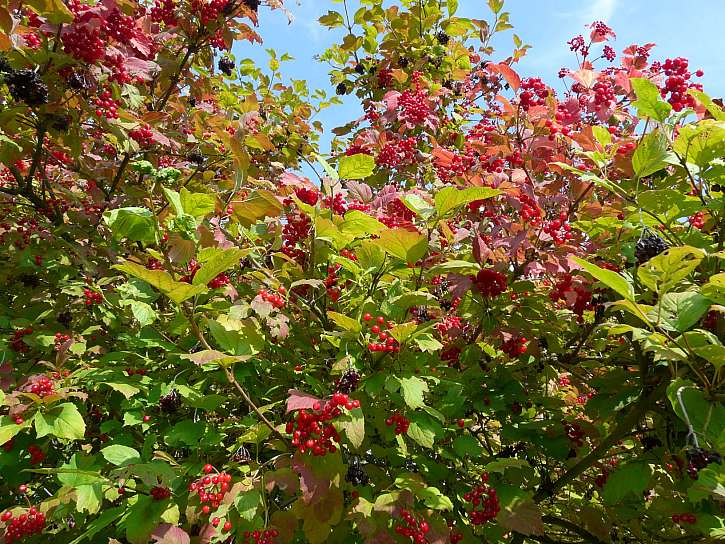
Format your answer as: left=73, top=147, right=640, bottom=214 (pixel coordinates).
left=25, top=0, right=74, bottom=24
left=0, top=135, right=22, bottom=164
left=638, top=246, right=705, bottom=294
left=702, top=273, right=725, bottom=305
left=453, top=434, right=484, bottom=457
left=673, top=121, right=725, bottom=167
left=319, top=10, right=344, bottom=27
left=632, top=130, right=671, bottom=178
left=652, top=291, right=711, bottom=332
left=631, top=78, right=672, bottom=122
left=340, top=210, right=387, bottom=237
left=101, top=445, right=141, bottom=466
left=67, top=506, right=125, bottom=544
left=164, top=420, right=205, bottom=447
left=692, top=344, right=725, bottom=370
left=407, top=421, right=435, bottom=449
left=689, top=90, right=725, bottom=121
left=602, top=462, right=652, bottom=504
left=235, top=489, right=262, bottom=521
left=592, top=125, right=612, bottom=146
left=413, top=333, right=443, bottom=352
left=338, top=153, right=375, bottom=179
left=447, top=0, right=458, bottom=16
left=373, top=229, right=428, bottom=263
left=337, top=408, right=365, bottom=449
left=114, top=261, right=206, bottom=304
left=434, top=186, right=500, bottom=217
left=400, top=376, right=428, bottom=409
left=180, top=188, right=216, bottom=218
left=123, top=300, right=157, bottom=327
left=571, top=257, right=634, bottom=301
left=163, top=188, right=185, bottom=217
left=206, top=317, right=263, bottom=356
left=103, top=207, right=157, bottom=244
left=667, top=380, right=725, bottom=446
left=390, top=322, right=418, bottom=344
left=315, top=154, right=339, bottom=181
left=75, top=484, right=103, bottom=514
left=192, top=248, right=246, bottom=286
left=327, top=311, right=362, bottom=333
left=34, top=403, right=86, bottom=440
left=417, top=486, right=453, bottom=510
left=0, top=416, right=26, bottom=445
left=230, top=190, right=284, bottom=227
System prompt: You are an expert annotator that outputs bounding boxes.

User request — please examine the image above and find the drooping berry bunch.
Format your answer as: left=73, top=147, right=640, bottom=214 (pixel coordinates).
left=26, top=444, right=45, bottom=465
left=340, top=248, right=358, bottom=261
left=208, top=273, right=230, bottom=289
left=258, top=288, right=286, bottom=308
left=10, top=328, right=33, bottom=353
left=25, top=376, right=54, bottom=398
left=218, top=56, right=235, bottom=76
left=54, top=332, right=71, bottom=350
left=363, top=314, right=399, bottom=352
left=1, top=506, right=46, bottom=543
left=292, top=187, right=320, bottom=206
left=189, top=464, right=233, bottom=514
left=464, top=473, right=500, bottom=525
left=242, top=528, right=279, bottom=544
left=634, top=231, right=669, bottom=264
left=129, top=123, right=154, bottom=147
left=179, top=260, right=201, bottom=283
left=83, top=288, right=102, bottom=306
left=102, top=8, right=137, bottom=44
left=519, top=77, right=549, bottom=110
left=549, top=274, right=593, bottom=320
left=394, top=509, right=430, bottom=544
left=376, top=137, right=417, bottom=169
left=286, top=393, right=359, bottom=455
left=563, top=421, right=586, bottom=447
left=398, top=72, right=432, bottom=125
left=685, top=447, right=721, bottom=479
left=150, top=0, right=177, bottom=25
left=159, top=389, right=182, bottom=413
left=335, top=369, right=361, bottom=394
left=688, top=210, right=705, bottom=230
left=501, top=336, right=528, bottom=357
left=659, top=57, right=702, bottom=111
left=386, top=412, right=410, bottom=435
left=345, top=457, right=369, bottom=486
left=543, top=212, right=573, bottom=245
left=94, top=88, right=121, bottom=119
left=472, top=269, right=508, bottom=297
left=281, top=210, right=311, bottom=263
left=671, top=513, right=697, bottom=525
left=3, top=69, right=48, bottom=105
left=150, top=486, right=171, bottom=500
left=62, top=25, right=105, bottom=64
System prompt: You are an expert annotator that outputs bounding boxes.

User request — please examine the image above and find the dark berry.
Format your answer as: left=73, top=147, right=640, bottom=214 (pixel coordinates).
left=159, top=389, right=181, bottom=413
left=354, top=63, right=365, bottom=75
left=336, top=82, right=348, bottom=95
left=335, top=369, right=361, bottom=394
left=187, top=151, right=204, bottom=165
left=218, top=56, right=235, bottom=76
left=0, top=56, right=11, bottom=73
left=242, top=0, right=259, bottom=11
left=398, top=56, right=409, bottom=68
left=345, top=457, right=369, bottom=486
left=635, top=231, right=669, bottom=264
left=5, top=69, right=48, bottom=105
left=436, top=30, right=450, bottom=45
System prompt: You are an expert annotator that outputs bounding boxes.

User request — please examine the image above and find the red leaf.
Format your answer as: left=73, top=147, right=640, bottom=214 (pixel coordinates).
left=491, top=63, right=521, bottom=92
left=286, top=389, right=320, bottom=413
left=151, top=525, right=190, bottom=544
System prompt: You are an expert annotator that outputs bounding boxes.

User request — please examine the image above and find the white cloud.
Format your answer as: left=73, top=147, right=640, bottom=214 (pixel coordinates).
left=582, top=0, right=617, bottom=23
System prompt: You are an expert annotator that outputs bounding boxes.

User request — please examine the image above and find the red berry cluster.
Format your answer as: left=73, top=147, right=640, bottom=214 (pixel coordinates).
left=189, top=464, right=233, bottom=515
left=689, top=210, right=705, bottom=229
left=363, top=314, right=399, bottom=352
left=281, top=210, right=311, bottom=263
left=150, top=0, right=177, bottom=25
left=543, top=212, right=573, bottom=245
left=377, top=68, right=393, bottom=88
left=54, top=332, right=71, bottom=350
left=1, top=506, right=46, bottom=543
left=464, top=473, right=500, bottom=525
left=125, top=367, right=147, bottom=376
left=102, top=8, right=136, bottom=44
left=340, top=248, right=357, bottom=261
left=434, top=315, right=463, bottom=338
left=323, top=193, right=348, bottom=215
left=62, top=25, right=105, bottom=64
left=129, top=124, right=154, bottom=147
left=563, top=421, right=586, bottom=447
left=27, top=376, right=54, bottom=398
left=259, top=288, right=286, bottom=308
left=10, top=328, right=33, bottom=353
left=472, top=269, right=507, bottom=297
left=83, top=288, right=102, bottom=306
left=672, top=513, right=697, bottom=525
left=104, top=53, right=132, bottom=84
left=436, top=149, right=476, bottom=183
left=179, top=260, right=201, bottom=283
left=294, top=187, right=320, bottom=206
left=376, top=137, right=417, bottom=169
left=26, top=444, right=44, bottom=465
left=208, top=273, right=230, bottom=289
left=501, top=336, right=528, bottom=357
left=324, top=264, right=344, bottom=302
left=394, top=509, right=430, bottom=544
left=385, top=412, right=410, bottom=434
left=616, top=140, right=636, bottom=156
left=398, top=73, right=431, bottom=125
left=519, top=77, right=549, bottom=110
left=592, top=80, right=615, bottom=107
left=94, top=88, right=121, bottom=119
left=549, top=274, right=593, bottom=320
left=150, top=486, right=171, bottom=500
left=242, top=528, right=280, bottom=544
left=191, top=0, right=228, bottom=26
left=22, top=33, right=41, bottom=49
left=286, top=393, right=359, bottom=455
left=516, top=193, right=542, bottom=225
left=660, top=57, right=702, bottom=111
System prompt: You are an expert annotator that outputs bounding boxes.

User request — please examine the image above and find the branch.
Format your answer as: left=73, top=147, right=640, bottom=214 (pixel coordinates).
left=542, top=515, right=607, bottom=544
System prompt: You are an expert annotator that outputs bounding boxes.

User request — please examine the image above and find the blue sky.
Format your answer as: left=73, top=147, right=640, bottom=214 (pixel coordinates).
left=234, top=0, right=725, bottom=157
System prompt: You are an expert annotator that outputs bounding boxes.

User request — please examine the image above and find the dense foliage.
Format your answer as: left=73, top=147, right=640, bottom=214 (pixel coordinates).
left=0, top=0, right=724, bottom=542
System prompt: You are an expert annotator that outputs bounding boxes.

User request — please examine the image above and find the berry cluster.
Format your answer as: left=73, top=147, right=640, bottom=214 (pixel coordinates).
left=150, top=486, right=170, bottom=500
left=659, top=57, right=701, bottom=111
left=519, top=77, right=549, bottom=110
left=54, top=332, right=71, bottom=350
left=159, top=389, right=182, bottom=413
left=516, top=193, right=542, bottom=224
left=377, top=68, right=393, bottom=88
left=1, top=506, right=46, bottom=543
left=208, top=273, right=230, bottom=289
left=102, top=8, right=137, bottom=44
left=242, top=528, right=279, bottom=544
left=10, top=328, right=33, bottom=353
left=335, top=369, right=360, bottom=394
left=671, top=513, right=697, bottom=525
left=685, top=447, right=721, bottom=479
left=549, top=274, right=593, bottom=320
left=592, top=80, right=615, bottom=107
left=189, top=464, right=233, bottom=514
left=286, top=393, right=359, bottom=455
left=464, top=473, right=500, bottom=525
left=340, top=248, right=358, bottom=261
left=634, top=231, right=669, bottom=264
left=563, top=421, right=586, bottom=447
left=218, top=56, right=235, bottom=76
left=150, top=0, right=177, bottom=25
left=27, top=376, right=54, bottom=398
left=281, top=211, right=310, bottom=263
left=376, top=137, right=417, bottom=169
left=94, top=89, right=121, bottom=119
left=543, top=212, right=573, bottom=245
left=436, top=149, right=476, bottom=183
left=26, top=444, right=45, bottom=465
left=394, top=510, right=430, bottom=544
left=4, top=69, right=48, bottom=106
left=398, top=73, right=431, bottom=125
left=345, top=457, right=369, bottom=486
left=688, top=210, right=705, bottom=230
left=363, top=314, right=399, bottom=352
left=83, top=288, right=102, bottom=306
left=472, top=269, right=507, bottom=297
left=179, top=260, right=201, bottom=283
left=501, top=336, right=528, bottom=357
left=323, top=193, right=348, bottom=216
left=129, top=124, right=154, bottom=147
left=294, top=187, right=320, bottom=206
left=191, top=0, right=228, bottom=26
left=62, top=25, right=105, bottom=64
left=259, top=288, right=286, bottom=308
left=385, top=412, right=410, bottom=434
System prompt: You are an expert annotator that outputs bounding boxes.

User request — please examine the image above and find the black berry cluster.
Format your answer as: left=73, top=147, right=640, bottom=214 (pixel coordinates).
left=4, top=69, right=48, bottom=105
left=436, top=30, right=450, bottom=45
left=218, top=56, right=235, bottom=76
left=345, top=457, right=369, bottom=486
left=686, top=447, right=721, bottom=479
left=635, top=231, right=669, bottom=264
left=159, top=389, right=182, bottom=413
left=335, top=369, right=360, bottom=394
left=336, top=82, right=348, bottom=95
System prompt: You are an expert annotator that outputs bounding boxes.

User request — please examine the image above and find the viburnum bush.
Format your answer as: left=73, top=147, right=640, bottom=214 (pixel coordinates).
left=0, top=0, right=724, bottom=542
